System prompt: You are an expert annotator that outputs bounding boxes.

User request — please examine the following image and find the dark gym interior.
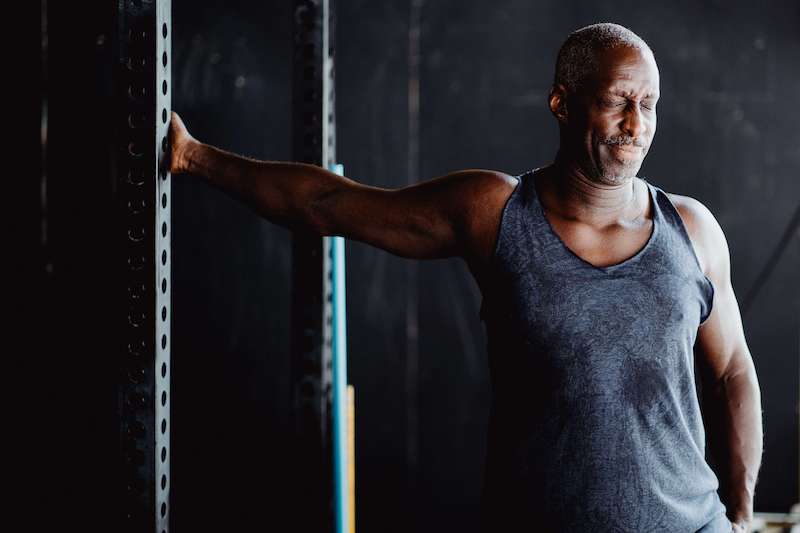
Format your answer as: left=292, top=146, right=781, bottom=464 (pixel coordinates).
left=14, top=1, right=799, bottom=532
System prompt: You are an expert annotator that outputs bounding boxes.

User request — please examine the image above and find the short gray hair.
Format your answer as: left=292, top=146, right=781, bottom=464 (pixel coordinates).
left=554, top=23, right=653, bottom=93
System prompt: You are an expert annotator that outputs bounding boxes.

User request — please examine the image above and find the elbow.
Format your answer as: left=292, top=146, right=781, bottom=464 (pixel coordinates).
left=705, top=351, right=762, bottom=414
left=715, top=347, right=759, bottom=388
left=300, top=191, right=337, bottom=236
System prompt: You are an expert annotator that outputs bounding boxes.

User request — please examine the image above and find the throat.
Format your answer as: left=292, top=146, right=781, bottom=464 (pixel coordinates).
left=535, top=165, right=645, bottom=229
left=533, top=167, right=656, bottom=269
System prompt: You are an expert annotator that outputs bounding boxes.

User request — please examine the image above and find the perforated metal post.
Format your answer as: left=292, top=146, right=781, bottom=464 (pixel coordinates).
left=326, top=178, right=351, bottom=533
left=290, top=0, right=337, bottom=530
left=116, top=1, right=171, bottom=531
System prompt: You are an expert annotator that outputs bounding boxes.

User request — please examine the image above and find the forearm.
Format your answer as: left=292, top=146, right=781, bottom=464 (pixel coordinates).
left=709, top=363, right=763, bottom=525
left=184, top=140, right=347, bottom=231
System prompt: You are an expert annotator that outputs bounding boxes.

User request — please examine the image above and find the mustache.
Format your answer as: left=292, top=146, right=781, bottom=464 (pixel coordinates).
left=601, top=136, right=645, bottom=147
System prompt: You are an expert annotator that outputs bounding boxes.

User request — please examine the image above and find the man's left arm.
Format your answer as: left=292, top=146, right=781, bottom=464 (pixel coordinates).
left=682, top=197, right=764, bottom=532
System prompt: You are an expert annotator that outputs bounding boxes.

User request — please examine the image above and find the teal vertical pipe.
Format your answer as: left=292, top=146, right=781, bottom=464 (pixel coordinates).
left=329, top=162, right=349, bottom=533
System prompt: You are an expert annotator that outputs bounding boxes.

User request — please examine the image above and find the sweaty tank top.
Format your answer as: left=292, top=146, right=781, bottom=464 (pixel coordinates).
left=477, top=169, right=730, bottom=532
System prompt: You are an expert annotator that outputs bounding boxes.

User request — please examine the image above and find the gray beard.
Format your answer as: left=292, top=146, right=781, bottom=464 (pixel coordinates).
left=597, top=171, right=635, bottom=186
left=594, top=159, right=640, bottom=185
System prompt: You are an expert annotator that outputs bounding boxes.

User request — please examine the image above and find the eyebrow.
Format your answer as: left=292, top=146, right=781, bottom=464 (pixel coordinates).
left=605, top=90, right=659, bottom=99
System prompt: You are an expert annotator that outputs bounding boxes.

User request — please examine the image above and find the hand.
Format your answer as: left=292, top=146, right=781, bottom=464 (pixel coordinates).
left=167, top=111, right=198, bottom=175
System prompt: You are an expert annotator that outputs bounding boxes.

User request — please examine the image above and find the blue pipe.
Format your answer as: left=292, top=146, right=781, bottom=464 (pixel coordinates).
left=329, top=163, right=349, bottom=533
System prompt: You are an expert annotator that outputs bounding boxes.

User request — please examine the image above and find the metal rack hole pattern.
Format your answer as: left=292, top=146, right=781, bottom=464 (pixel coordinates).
left=155, top=1, right=172, bottom=531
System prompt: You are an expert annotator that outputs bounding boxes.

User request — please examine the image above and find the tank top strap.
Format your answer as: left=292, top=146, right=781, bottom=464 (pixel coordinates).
left=648, top=181, right=703, bottom=274
left=646, top=181, right=716, bottom=323
left=519, top=169, right=557, bottom=247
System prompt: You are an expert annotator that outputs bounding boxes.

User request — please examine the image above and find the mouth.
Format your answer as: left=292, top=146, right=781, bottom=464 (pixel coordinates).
left=606, top=143, right=644, bottom=161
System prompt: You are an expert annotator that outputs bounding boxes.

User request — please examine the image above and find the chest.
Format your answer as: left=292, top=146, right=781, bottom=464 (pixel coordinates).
left=545, top=214, right=655, bottom=269
left=493, top=270, right=702, bottom=402
left=507, top=269, right=700, bottom=345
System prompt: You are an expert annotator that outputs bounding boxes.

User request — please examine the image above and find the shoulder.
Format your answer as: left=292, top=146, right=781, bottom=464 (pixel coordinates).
left=444, top=169, right=518, bottom=265
left=664, top=190, right=730, bottom=278
left=440, top=168, right=518, bottom=222
left=448, top=168, right=518, bottom=198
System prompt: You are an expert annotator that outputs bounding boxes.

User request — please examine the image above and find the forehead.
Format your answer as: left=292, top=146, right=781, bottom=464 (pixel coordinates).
left=592, top=46, right=660, bottom=95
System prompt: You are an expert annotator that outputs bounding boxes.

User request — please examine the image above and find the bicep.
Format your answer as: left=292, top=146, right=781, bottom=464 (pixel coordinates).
left=314, top=170, right=513, bottom=260
left=691, top=202, right=752, bottom=381
left=327, top=182, right=459, bottom=259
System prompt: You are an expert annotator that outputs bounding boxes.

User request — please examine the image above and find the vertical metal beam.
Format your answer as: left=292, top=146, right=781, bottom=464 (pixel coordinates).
left=290, top=0, right=337, bottom=530
left=42, top=1, right=170, bottom=530
left=406, top=2, right=423, bottom=523
left=329, top=165, right=350, bottom=533
left=116, top=1, right=171, bottom=531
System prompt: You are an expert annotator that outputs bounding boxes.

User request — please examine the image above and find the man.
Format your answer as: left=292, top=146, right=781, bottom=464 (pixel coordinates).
left=168, top=22, right=762, bottom=533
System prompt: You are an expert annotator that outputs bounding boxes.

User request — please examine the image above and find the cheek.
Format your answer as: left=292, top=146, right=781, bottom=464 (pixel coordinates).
left=587, top=112, right=618, bottom=136
left=585, top=123, right=612, bottom=149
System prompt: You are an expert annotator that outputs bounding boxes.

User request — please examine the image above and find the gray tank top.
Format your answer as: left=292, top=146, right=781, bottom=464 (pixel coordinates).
left=477, top=169, right=730, bottom=532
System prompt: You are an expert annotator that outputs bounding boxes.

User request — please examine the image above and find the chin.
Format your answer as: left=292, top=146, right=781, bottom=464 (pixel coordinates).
left=597, top=162, right=642, bottom=185
left=595, top=175, right=630, bottom=186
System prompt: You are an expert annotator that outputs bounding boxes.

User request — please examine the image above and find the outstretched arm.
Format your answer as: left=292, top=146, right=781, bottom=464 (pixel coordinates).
left=679, top=197, right=763, bottom=533
left=168, top=112, right=516, bottom=262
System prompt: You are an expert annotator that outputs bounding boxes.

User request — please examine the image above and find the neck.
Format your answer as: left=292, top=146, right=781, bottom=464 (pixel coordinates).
left=540, top=152, right=639, bottom=222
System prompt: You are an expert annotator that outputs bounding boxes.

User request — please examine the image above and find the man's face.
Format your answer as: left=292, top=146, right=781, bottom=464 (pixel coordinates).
left=560, top=46, right=660, bottom=185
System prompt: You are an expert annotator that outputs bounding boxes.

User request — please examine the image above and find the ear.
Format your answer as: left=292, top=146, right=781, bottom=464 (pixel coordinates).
left=549, top=84, right=569, bottom=124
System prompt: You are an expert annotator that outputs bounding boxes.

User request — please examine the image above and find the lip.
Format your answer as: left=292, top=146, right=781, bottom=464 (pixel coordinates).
left=607, top=144, right=643, bottom=159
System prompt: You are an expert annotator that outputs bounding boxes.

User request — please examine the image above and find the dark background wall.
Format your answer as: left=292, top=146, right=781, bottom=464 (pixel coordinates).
left=166, top=1, right=799, bottom=531
left=26, top=1, right=798, bottom=532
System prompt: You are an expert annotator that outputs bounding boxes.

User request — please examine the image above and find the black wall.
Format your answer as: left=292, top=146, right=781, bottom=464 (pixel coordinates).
left=29, top=1, right=798, bottom=532
left=167, top=1, right=799, bottom=531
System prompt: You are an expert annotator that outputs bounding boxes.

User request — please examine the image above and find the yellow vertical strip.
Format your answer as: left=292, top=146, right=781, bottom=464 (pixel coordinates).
left=347, top=385, right=356, bottom=533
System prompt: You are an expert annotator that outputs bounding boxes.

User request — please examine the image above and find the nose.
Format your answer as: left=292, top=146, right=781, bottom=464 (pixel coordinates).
left=622, top=103, right=646, bottom=140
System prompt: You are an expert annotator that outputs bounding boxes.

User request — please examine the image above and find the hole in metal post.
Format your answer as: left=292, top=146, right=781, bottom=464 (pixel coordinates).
left=128, top=309, right=146, bottom=328
left=127, top=168, right=146, bottom=185
left=128, top=283, right=146, bottom=300
left=128, top=112, right=145, bottom=129
left=128, top=255, right=146, bottom=271
left=126, top=56, right=147, bottom=71
left=127, top=141, right=144, bottom=157
left=127, top=421, right=146, bottom=438
left=127, top=198, right=146, bottom=214
left=128, top=83, right=146, bottom=99
left=128, top=226, right=146, bottom=242
left=127, top=366, right=146, bottom=384
left=127, top=339, right=146, bottom=356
